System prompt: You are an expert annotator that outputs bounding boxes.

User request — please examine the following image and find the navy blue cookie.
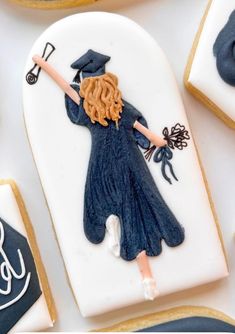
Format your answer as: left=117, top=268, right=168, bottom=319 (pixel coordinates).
left=0, top=218, right=41, bottom=334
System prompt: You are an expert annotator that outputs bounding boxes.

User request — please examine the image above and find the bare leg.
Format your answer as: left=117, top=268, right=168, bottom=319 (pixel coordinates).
left=137, top=250, right=154, bottom=279
left=137, top=250, right=159, bottom=300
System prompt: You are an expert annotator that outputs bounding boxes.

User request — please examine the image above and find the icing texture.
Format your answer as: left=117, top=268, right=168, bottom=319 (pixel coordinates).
left=163, top=123, right=190, bottom=150
left=80, top=73, right=123, bottom=127
left=65, top=82, right=184, bottom=261
left=0, top=217, right=41, bottom=334
left=23, top=11, right=228, bottom=317
left=154, top=146, right=178, bottom=185
left=71, top=49, right=110, bottom=82
left=213, top=10, right=235, bottom=86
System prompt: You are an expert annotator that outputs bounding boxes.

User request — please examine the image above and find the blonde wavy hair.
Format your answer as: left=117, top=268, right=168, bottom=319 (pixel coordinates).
left=79, top=72, right=123, bottom=127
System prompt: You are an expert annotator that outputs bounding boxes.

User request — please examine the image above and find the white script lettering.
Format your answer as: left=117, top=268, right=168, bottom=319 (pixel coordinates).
left=0, top=221, right=31, bottom=310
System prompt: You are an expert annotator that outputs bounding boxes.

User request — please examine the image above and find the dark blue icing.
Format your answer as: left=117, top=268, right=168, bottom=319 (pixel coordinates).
left=71, top=49, right=110, bottom=82
left=138, top=316, right=235, bottom=332
left=154, top=146, right=178, bottom=184
left=144, top=123, right=190, bottom=184
left=0, top=217, right=42, bottom=334
left=65, top=83, right=184, bottom=261
left=213, top=10, right=235, bottom=86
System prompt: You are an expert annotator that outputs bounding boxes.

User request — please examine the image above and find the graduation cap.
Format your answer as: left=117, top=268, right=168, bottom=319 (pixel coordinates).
left=71, top=49, right=111, bottom=83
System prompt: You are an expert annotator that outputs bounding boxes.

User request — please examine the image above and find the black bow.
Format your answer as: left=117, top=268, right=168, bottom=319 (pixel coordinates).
left=153, top=146, right=178, bottom=184
left=144, top=123, right=190, bottom=184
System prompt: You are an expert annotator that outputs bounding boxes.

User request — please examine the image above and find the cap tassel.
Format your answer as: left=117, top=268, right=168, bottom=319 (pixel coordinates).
left=144, top=145, right=156, bottom=161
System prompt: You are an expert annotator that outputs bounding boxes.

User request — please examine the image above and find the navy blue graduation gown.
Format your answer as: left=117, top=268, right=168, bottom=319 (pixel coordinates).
left=65, top=85, right=184, bottom=261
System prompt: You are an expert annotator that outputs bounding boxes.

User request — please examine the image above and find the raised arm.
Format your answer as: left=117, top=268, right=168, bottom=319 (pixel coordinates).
left=32, top=56, right=167, bottom=146
left=32, top=55, right=80, bottom=105
left=134, top=121, right=167, bottom=147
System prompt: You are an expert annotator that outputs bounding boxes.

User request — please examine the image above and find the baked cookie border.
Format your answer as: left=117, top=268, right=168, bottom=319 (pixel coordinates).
left=96, top=305, right=235, bottom=331
left=0, top=179, right=57, bottom=324
left=10, top=0, right=97, bottom=9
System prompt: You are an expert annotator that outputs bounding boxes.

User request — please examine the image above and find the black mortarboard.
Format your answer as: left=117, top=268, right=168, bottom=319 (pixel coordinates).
left=71, top=49, right=110, bottom=83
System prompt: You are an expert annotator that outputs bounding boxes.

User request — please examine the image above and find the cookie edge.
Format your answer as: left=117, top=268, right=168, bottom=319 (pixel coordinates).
left=95, top=305, right=235, bottom=332
left=0, top=179, right=57, bottom=324
left=9, top=0, right=97, bottom=10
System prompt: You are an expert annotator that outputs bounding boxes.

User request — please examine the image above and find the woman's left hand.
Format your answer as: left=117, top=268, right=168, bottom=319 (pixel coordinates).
left=151, top=135, right=167, bottom=147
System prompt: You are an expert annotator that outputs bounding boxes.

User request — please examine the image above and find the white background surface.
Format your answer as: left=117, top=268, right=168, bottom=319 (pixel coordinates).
left=0, top=0, right=235, bottom=331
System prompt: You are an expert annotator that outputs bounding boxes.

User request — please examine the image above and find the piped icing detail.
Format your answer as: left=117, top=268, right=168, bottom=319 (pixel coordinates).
left=144, top=123, right=190, bottom=184
left=26, top=42, right=55, bottom=85
left=63, top=50, right=186, bottom=263
left=29, top=46, right=188, bottom=302
left=0, top=219, right=31, bottom=310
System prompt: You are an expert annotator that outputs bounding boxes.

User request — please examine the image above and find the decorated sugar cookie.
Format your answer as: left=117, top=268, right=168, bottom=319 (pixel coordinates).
left=23, top=12, right=227, bottom=319
left=185, top=0, right=235, bottom=128
left=33, top=48, right=189, bottom=300
left=0, top=180, right=55, bottom=333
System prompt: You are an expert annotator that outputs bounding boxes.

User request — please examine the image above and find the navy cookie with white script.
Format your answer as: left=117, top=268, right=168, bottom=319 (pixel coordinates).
left=0, top=218, right=41, bottom=334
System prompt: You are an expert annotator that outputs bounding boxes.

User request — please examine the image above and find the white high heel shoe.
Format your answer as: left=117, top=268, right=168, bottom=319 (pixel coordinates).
left=142, top=277, right=159, bottom=301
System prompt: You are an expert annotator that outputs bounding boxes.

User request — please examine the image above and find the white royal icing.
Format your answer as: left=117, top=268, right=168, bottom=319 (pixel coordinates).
left=0, top=183, right=53, bottom=332
left=142, top=277, right=159, bottom=301
left=106, top=215, right=121, bottom=258
left=187, top=0, right=235, bottom=122
left=23, top=12, right=228, bottom=317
